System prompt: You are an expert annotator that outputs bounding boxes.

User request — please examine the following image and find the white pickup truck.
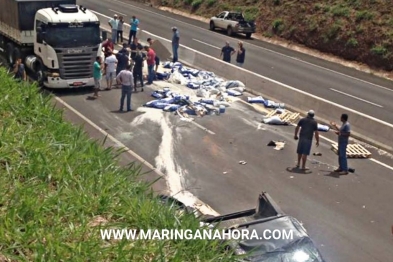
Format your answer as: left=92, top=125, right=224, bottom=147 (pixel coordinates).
left=209, top=11, right=256, bottom=38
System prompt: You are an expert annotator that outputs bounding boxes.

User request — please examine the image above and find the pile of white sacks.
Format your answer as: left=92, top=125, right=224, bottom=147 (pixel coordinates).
left=142, top=62, right=250, bottom=117
left=163, top=62, right=246, bottom=98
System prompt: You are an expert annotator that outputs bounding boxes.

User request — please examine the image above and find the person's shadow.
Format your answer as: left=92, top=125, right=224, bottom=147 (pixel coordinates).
left=286, top=167, right=312, bottom=174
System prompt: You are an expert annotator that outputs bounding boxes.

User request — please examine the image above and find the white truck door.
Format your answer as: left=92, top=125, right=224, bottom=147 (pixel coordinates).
left=34, top=20, right=48, bottom=68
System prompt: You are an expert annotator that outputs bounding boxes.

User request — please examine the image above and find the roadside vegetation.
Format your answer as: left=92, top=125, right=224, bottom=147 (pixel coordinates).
left=0, top=68, right=235, bottom=261
left=144, top=0, right=393, bottom=71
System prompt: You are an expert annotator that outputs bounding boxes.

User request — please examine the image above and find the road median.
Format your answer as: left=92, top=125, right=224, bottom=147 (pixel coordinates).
left=0, top=68, right=234, bottom=261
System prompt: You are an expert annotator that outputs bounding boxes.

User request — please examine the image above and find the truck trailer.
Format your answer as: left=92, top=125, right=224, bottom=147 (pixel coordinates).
left=0, top=0, right=102, bottom=88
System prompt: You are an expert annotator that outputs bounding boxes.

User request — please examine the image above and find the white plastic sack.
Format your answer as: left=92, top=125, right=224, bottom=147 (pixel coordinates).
left=248, top=96, right=264, bottom=103
left=230, top=86, right=245, bottom=93
left=263, top=116, right=285, bottom=125
left=224, top=80, right=245, bottom=89
left=226, top=89, right=242, bottom=96
left=196, top=88, right=209, bottom=98
left=213, top=101, right=230, bottom=107
left=318, top=124, right=330, bottom=132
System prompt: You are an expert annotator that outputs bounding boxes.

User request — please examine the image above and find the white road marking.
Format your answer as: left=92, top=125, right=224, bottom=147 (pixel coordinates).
left=109, top=9, right=127, bottom=16
left=107, top=0, right=393, bottom=92
left=192, top=39, right=220, bottom=50
left=96, top=11, right=393, bottom=173
left=93, top=10, right=393, bottom=130
left=54, top=96, right=219, bottom=216
left=330, top=88, right=383, bottom=108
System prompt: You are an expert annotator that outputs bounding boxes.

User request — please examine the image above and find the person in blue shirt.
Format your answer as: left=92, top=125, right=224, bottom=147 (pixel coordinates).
left=236, top=41, right=246, bottom=67
left=108, top=14, right=119, bottom=43
left=220, top=41, right=235, bottom=63
left=331, top=114, right=351, bottom=175
left=128, top=16, right=139, bottom=45
left=171, top=27, right=180, bottom=62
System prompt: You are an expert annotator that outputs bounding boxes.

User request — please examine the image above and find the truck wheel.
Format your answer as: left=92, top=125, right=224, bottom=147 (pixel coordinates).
left=6, top=43, right=14, bottom=66
left=227, top=26, right=233, bottom=36
left=246, top=33, right=252, bottom=39
left=35, top=63, right=45, bottom=86
left=209, top=21, right=215, bottom=31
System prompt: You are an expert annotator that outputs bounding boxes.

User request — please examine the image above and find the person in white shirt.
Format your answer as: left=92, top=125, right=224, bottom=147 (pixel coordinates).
left=116, top=64, right=134, bottom=112
left=104, top=51, right=118, bottom=90
left=108, top=14, right=119, bottom=43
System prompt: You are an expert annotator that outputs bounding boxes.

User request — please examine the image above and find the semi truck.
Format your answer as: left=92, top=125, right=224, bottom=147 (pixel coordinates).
left=0, top=0, right=102, bottom=88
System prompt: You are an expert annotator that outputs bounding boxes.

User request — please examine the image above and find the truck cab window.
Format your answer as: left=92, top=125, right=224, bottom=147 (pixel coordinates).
left=35, top=20, right=45, bottom=43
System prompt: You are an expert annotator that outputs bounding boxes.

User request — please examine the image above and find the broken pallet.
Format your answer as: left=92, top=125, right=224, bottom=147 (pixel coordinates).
left=266, top=109, right=300, bottom=123
left=331, top=143, right=372, bottom=158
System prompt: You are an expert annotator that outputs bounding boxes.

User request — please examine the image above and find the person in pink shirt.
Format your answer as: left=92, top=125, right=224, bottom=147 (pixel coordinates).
left=144, top=45, right=156, bottom=85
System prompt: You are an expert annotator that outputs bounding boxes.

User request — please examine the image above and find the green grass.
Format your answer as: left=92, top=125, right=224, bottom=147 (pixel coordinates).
left=0, top=68, right=236, bottom=261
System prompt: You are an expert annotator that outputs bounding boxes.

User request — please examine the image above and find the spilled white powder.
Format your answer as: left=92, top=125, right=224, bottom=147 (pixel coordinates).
left=131, top=107, right=199, bottom=207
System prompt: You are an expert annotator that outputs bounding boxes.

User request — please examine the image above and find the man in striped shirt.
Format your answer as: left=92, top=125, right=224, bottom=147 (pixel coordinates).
left=116, top=64, right=134, bottom=112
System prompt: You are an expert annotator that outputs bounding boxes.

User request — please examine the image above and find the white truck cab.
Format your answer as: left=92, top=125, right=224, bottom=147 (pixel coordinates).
left=0, top=0, right=102, bottom=89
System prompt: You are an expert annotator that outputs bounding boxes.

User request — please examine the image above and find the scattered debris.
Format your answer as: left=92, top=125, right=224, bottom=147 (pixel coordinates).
left=267, top=140, right=286, bottom=150
left=331, top=143, right=372, bottom=158
left=362, top=205, right=366, bottom=209
left=313, top=152, right=322, bottom=156
left=289, top=176, right=294, bottom=179
left=223, top=171, right=228, bottom=174
left=263, top=109, right=300, bottom=125
left=239, top=160, right=247, bottom=165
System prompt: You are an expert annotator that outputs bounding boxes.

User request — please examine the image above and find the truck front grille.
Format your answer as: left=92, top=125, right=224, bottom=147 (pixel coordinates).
left=60, top=53, right=94, bottom=79
left=56, top=49, right=97, bottom=79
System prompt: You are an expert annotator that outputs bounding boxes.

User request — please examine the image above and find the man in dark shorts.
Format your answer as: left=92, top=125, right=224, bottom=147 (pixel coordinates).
left=14, top=57, right=26, bottom=82
left=294, top=110, right=320, bottom=170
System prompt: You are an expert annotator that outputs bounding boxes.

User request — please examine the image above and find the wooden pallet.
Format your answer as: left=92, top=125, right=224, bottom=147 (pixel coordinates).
left=266, top=109, right=300, bottom=123
left=331, top=143, right=372, bottom=158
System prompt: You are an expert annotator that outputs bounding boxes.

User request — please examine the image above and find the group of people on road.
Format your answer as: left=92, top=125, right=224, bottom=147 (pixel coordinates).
left=108, top=14, right=140, bottom=45
left=108, top=14, right=180, bottom=63
left=294, top=110, right=351, bottom=175
left=94, top=19, right=161, bottom=111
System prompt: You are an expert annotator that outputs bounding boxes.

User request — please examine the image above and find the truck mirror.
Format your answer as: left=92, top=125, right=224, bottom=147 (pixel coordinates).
left=101, top=31, right=107, bottom=41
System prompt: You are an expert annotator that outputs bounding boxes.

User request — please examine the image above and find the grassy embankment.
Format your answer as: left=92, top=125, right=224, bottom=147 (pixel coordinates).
left=0, top=68, right=236, bottom=261
left=146, top=0, right=393, bottom=71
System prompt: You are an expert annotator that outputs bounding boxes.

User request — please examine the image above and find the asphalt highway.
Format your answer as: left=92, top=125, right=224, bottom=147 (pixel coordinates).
left=50, top=52, right=393, bottom=262
left=79, top=0, right=393, bottom=125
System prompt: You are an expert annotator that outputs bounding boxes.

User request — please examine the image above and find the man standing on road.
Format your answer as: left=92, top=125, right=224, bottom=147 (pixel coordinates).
left=116, top=64, right=134, bottom=112
left=108, top=14, right=119, bottom=43
left=117, top=16, right=124, bottom=44
left=236, top=41, right=246, bottom=67
left=129, top=15, right=140, bottom=45
left=171, top=27, right=180, bottom=63
left=330, top=114, right=351, bottom=175
left=220, top=41, right=235, bottom=63
left=92, top=56, right=103, bottom=98
left=104, top=50, right=118, bottom=90
left=294, top=110, right=319, bottom=170
left=147, top=38, right=160, bottom=73
left=144, top=45, right=156, bottom=85
left=133, top=46, right=145, bottom=92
